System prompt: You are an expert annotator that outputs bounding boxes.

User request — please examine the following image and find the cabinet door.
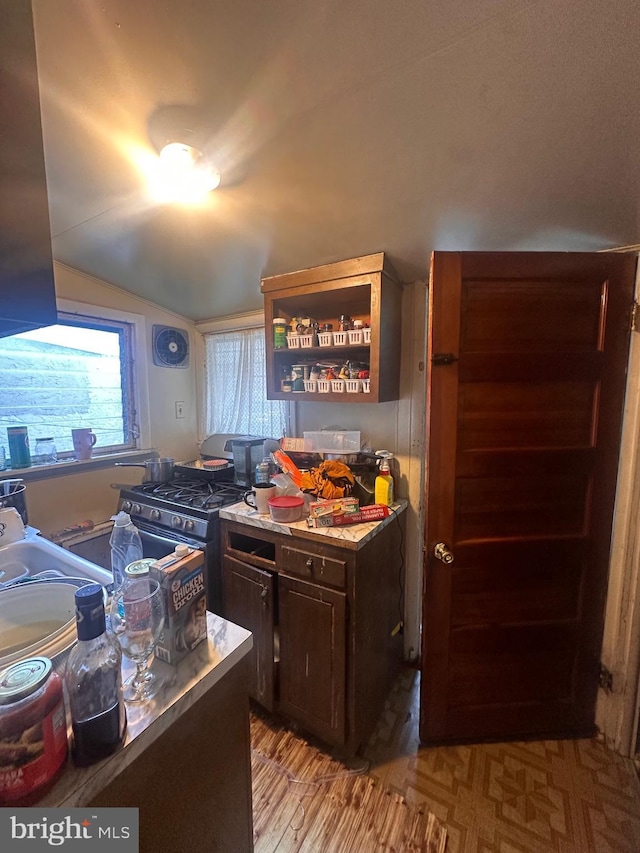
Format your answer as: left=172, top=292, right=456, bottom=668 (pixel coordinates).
left=0, top=1, right=57, bottom=338
left=222, top=555, right=275, bottom=711
left=278, top=574, right=347, bottom=745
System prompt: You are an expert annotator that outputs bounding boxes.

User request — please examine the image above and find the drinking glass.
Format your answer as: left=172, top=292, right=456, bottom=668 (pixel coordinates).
left=110, top=577, right=165, bottom=703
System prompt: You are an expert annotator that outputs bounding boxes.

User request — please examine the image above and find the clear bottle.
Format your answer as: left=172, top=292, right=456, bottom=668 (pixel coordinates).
left=109, top=511, right=144, bottom=590
left=65, top=584, right=127, bottom=767
left=255, top=457, right=272, bottom=484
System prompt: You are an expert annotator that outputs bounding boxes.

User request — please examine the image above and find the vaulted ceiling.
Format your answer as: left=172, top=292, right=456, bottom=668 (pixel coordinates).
left=31, top=0, right=640, bottom=321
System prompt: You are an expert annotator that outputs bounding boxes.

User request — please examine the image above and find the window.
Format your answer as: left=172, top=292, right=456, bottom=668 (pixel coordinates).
left=0, top=312, right=138, bottom=462
left=204, top=326, right=287, bottom=437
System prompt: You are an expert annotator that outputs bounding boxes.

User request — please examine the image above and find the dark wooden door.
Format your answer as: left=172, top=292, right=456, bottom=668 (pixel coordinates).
left=278, top=574, right=347, bottom=745
left=222, top=555, right=275, bottom=711
left=420, top=251, right=637, bottom=744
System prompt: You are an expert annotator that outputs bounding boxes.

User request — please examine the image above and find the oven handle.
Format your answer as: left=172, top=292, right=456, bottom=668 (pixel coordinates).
left=137, top=524, right=203, bottom=550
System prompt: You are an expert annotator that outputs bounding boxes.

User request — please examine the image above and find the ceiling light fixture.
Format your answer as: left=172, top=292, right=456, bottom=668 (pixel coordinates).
left=153, top=140, right=221, bottom=204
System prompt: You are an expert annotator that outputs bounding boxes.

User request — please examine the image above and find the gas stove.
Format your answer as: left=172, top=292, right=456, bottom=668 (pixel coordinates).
left=118, top=477, right=246, bottom=541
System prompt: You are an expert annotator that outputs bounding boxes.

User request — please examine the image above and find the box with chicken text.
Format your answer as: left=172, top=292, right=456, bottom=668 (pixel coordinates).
left=150, top=548, right=207, bottom=665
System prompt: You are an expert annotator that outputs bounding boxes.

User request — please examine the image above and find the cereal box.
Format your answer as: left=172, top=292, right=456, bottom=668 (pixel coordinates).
left=150, top=547, right=207, bottom=665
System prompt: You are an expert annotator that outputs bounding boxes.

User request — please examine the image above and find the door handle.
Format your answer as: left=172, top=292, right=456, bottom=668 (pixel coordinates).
left=434, top=542, right=454, bottom=564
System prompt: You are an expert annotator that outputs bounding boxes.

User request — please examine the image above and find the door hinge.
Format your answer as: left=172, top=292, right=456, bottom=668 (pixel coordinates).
left=431, top=353, right=458, bottom=366
left=599, top=663, right=614, bottom=694
left=631, top=301, right=640, bottom=332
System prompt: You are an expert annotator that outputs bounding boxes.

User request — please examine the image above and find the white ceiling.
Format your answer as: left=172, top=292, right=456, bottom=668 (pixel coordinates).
left=31, top=0, right=640, bottom=321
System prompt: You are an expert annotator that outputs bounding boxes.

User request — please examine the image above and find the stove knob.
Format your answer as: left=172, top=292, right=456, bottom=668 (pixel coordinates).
left=171, top=515, right=184, bottom=529
left=184, top=519, right=195, bottom=532
left=121, top=500, right=132, bottom=512
left=150, top=509, right=161, bottom=521
left=132, top=503, right=142, bottom=515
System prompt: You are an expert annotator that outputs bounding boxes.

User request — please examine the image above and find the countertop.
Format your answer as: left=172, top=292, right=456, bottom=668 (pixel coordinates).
left=219, top=499, right=407, bottom=551
left=39, top=612, right=252, bottom=807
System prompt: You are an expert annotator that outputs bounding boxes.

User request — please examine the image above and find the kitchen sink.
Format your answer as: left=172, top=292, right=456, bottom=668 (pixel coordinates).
left=0, top=529, right=112, bottom=587
left=0, top=531, right=112, bottom=669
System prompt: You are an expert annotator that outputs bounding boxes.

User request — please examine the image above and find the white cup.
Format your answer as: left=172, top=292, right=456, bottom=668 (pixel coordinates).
left=243, top=483, right=277, bottom=515
left=0, top=507, right=26, bottom=545
left=72, top=428, right=97, bottom=460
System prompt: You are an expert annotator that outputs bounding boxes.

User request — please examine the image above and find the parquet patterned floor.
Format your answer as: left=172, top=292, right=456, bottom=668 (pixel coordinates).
left=362, top=668, right=640, bottom=852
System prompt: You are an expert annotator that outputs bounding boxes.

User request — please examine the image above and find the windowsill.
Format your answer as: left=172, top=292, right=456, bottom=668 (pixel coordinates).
left=1, top=450, right=159, bottom=482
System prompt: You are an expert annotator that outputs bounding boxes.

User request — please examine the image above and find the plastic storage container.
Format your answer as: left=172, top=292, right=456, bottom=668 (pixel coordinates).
left=303, top=431, right=361, bottom=454
left=268, top=496, right=304, bottom=523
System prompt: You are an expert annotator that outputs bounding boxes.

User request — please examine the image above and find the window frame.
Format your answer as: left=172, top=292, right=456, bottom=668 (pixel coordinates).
left=57, top=298, right=152, bottom=453
left=0, top=299, right=152, bottom=479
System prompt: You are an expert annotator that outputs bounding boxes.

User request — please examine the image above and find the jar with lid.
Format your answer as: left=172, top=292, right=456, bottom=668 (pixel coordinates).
left=34, top=437, right=57, bottom=465
left=273, top=318, right=288, bottom=349
left=338, top=314, right=352, bottom=332
left=0, top=657, right=68, bottom=805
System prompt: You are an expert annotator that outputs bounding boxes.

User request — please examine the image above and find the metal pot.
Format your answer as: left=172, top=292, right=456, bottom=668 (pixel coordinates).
left=0, top=479, right=28, bottom=526
left=114, top=458, right=175, bottom=483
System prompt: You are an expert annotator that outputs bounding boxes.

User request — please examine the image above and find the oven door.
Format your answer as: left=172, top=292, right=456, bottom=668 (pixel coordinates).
left=136, top=526, right=191, bottom=560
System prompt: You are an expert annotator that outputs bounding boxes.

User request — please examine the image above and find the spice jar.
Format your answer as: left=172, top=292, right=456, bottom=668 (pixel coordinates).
left=273, top=318, right=288, bottom=349
left=0, top=657, right=68, bottom=805
left=338, top=314, right=352, bottom=332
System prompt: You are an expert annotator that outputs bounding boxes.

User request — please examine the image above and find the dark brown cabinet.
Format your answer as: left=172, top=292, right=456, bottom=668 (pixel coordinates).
left=222, top=554, right=275, bottom=711
left=0, top=1, right=57, bottom=338
left=261, top=253, right=403, bottom=403
left=278, top=574, right=346, bottom=745
left=221, top=511, right=405, bottom=754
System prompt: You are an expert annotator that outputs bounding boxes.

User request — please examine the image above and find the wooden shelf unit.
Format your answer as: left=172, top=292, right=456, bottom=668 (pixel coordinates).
left=261, top=253, right=403, bottom=403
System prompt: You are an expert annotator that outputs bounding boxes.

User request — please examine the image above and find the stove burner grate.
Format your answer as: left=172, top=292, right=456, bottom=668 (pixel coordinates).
left=133, top=478, right=244, bottom=511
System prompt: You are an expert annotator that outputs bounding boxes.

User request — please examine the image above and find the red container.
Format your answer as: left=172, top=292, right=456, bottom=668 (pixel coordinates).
left=268, top=495, right=304, bottom=523
left=0, top=657, right=68, bottom=804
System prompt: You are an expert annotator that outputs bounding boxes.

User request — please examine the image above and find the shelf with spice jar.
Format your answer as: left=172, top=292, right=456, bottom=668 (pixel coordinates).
left=262, top=253, right=402, bottom=403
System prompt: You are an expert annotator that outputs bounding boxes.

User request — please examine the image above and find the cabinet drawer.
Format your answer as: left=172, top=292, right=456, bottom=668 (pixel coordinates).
left=280, top=544, right=346, bottom=589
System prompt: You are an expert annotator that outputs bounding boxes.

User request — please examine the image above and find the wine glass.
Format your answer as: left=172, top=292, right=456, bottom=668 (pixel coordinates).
left=110, top=577, right=165, bottom=703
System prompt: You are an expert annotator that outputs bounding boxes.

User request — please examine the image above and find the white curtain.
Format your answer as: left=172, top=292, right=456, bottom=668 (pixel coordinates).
left=204, top=327, right=287, bottom=437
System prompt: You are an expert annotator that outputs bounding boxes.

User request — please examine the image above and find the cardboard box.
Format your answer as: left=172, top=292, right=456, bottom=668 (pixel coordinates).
left=309, top=497, right=360, bottom=518
left=306, top=504, right=391, bottom=527
left=150, top=547, right=207, bottom=665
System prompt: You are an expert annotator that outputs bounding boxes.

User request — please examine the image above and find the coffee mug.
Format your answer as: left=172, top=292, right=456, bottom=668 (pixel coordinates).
left=72, top=428, right=97, bottom=460
left=243, top=483, right=277, bottom=515
left=0, top=506, right=26, bottom=545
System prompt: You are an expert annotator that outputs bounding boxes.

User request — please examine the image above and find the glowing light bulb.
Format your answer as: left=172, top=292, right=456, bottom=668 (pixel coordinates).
left=152, top=142, right=221, bottom=203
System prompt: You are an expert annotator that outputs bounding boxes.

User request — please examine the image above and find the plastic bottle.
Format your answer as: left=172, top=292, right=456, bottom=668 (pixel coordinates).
left=64, top=584, right=127, bottom=767
left=255, top=457, right=272, bottom=484
left=110, top=511, right=143, bottom=590
left=375, top=458, right=395, bottom=506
